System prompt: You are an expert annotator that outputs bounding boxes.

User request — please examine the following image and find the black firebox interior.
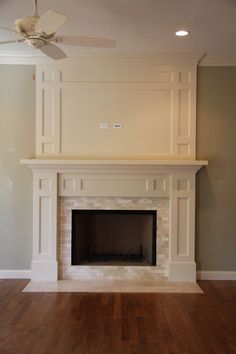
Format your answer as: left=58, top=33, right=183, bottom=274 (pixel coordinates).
left=72, top=210, right=156, bottom=266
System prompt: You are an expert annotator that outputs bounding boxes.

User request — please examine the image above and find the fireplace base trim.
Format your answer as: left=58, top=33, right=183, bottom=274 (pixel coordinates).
left=169, top=262, right=196, bottom=282
left=31, top=261, right=58, bottom=281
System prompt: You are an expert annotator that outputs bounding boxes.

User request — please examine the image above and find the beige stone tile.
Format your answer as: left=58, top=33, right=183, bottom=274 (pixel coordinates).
left=23, top=280, right=203, bottom=293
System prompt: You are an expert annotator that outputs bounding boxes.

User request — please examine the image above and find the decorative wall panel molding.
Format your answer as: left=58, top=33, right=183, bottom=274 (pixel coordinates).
left=35, top=55, right=199, bottom=159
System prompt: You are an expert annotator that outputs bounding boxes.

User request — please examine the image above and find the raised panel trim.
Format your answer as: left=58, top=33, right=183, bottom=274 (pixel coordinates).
left=33, top=173, right=57, bottom=262
left=59, top=173, right=170, bottom=197
left=36, top=57, right=198, bottom=158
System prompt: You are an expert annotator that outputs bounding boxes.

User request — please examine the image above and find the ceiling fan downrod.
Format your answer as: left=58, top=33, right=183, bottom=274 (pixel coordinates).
left=34, top=0, right=39, bottom=17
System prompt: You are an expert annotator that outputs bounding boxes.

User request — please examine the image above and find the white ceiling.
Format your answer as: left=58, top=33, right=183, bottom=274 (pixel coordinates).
left=0, top=0, right=236, bottom=56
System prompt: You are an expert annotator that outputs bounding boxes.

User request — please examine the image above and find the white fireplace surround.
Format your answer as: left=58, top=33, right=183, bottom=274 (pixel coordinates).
left=22, top=55, right=208, bottom=283
left=22, top=159, right=207, bottom=282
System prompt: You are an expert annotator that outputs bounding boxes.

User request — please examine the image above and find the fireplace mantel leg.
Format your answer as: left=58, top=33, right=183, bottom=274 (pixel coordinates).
left=169, top=173, right=196, bottom=281
left=31, top=172, right=58, bottom=281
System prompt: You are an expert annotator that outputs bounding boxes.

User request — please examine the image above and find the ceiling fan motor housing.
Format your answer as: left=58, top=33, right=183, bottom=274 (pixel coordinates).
left=15, top=16, right=39, bottom=35
left=15, top=16, right=55, bottom=48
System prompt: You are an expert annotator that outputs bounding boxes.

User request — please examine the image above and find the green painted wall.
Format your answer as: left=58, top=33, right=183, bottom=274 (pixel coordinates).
left=0, top=64, right=235, bottom=272
left=196, top=66, right=236, bottom=271
left=0, top=65, right=35, bottom=269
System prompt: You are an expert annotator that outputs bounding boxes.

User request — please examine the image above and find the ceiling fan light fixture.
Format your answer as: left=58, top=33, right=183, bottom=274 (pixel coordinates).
left=0, top=0, right=116, bottom=60
left=175, top=30, right=189, bottom=37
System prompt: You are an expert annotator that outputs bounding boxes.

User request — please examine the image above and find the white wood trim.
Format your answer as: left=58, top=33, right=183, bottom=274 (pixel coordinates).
left=36, top=58, right=198, bottom=158
left=0, top=52, right=202, bottom=65
left=22, top=160, right=207, bottom=282
left=32, top=173, right=58, bottom=281
left=1, top=52, right=236, bottom=66
left=31, top=261, right=58, bottom=281
left=199, top=53, right=236, bottom=66
left=0, top=270, right=31, bottom=279
left=21, top=159, right=208, bottom=169
left=1, top=52, right=236, bottom=67
left=197, top=271, right=236, bottom=280
left=169, top=262, right=196, bottom=282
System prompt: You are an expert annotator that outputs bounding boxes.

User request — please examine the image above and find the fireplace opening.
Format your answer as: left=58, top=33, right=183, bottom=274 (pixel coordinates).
left=72, top=210, right=157, bottom=266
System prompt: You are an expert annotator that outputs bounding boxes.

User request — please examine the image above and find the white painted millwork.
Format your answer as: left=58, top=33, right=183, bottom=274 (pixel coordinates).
left=31, top=172, right=58, bottom=281
left=169, top=172, right=197, bottom=281
left=197, top=271, right=236, bottom=280
left=0, top=270, right=31, bottom=279
left=59, top=173, right=170, bottom=197
left=1, top=52, right=236, bottom=67
left=21, top=54, right=208, bottom=283
left=22, top=159, right=207, bottom=282
left=35, top=55, right=199, bottom=159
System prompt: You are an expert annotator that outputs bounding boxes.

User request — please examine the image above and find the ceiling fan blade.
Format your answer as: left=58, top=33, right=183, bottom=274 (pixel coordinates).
left=0, top=39, right=24, bottom=45
left=0, top=25, right=18, bottom=34
left=39, top=43, right=67, bottom=60
left=35, top=10, right=67, bottom=34
left=55, top=35, right=116, bottom=48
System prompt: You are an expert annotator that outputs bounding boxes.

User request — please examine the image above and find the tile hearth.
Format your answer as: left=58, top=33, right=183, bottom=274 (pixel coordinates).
left=23, top=280, right=203, bottom=293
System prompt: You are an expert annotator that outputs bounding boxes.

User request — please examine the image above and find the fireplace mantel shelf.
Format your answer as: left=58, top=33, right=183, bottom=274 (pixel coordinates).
left=21, top=159, right=208, bottom=173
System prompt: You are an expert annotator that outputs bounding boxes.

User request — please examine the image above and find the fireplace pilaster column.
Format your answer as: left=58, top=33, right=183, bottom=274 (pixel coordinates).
left=169, top=172, right=196, bottom=281
left=31, top=172, right=58, bottom=281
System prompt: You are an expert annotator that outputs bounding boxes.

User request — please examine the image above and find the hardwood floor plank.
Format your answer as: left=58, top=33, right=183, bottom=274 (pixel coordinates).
left=0, top=280, right=236, bottom=354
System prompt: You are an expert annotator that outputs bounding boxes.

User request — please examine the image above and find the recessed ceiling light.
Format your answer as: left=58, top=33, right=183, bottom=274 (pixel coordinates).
left=175, top=30, right=189, bottom=37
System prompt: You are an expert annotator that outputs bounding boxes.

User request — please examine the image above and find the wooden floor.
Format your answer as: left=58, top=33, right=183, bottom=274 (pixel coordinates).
left=0, top=280, right=236, bottom=354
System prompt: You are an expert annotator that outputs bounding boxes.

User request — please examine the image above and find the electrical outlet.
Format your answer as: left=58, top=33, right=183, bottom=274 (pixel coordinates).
left=113, top=123, right=123, bottom=129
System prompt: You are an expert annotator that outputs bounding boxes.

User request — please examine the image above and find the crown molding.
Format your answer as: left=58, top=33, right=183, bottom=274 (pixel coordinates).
left=1, top=50, right=236, bottom=66
left=0, top=50, right=203, bottom=66
left=0, top=50, right=35, bottom=65
left=199, top=53, right=236, bottom=66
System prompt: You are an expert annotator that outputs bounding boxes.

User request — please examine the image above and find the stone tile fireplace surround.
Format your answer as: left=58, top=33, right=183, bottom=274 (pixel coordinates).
left=59, top=196, right=168, bottom=280
left=22, top=55, right=207, bottom=282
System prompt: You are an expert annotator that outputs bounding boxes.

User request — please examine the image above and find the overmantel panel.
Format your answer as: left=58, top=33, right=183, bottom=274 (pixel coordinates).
left=36, top=56, right=198, bottom=159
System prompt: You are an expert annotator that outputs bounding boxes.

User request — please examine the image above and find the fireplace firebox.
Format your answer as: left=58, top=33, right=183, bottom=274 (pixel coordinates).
left=72, top=210, right=157, bottom=266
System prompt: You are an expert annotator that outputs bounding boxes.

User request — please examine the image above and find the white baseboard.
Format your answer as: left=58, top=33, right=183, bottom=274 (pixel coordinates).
left=0, top=270, right=31, bottom=279
left=197, top=271, right=236, bottom=280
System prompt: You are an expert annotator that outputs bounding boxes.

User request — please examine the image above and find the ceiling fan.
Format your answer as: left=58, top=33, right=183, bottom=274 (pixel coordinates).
left=0, top=0, right=116, bottom=60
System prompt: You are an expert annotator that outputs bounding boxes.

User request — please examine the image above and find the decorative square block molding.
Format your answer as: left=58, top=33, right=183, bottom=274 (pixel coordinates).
left=22, top=159, right=207, bottom=282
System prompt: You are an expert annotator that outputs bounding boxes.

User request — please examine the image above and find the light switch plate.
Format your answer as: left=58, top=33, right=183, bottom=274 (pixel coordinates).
left=99, top=122, right=109, bottom=129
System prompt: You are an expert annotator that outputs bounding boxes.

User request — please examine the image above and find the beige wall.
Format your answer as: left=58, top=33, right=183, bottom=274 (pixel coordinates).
left=0, top=65, right=35, bottom=269
left=196, top=67, right=236, bottom=271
